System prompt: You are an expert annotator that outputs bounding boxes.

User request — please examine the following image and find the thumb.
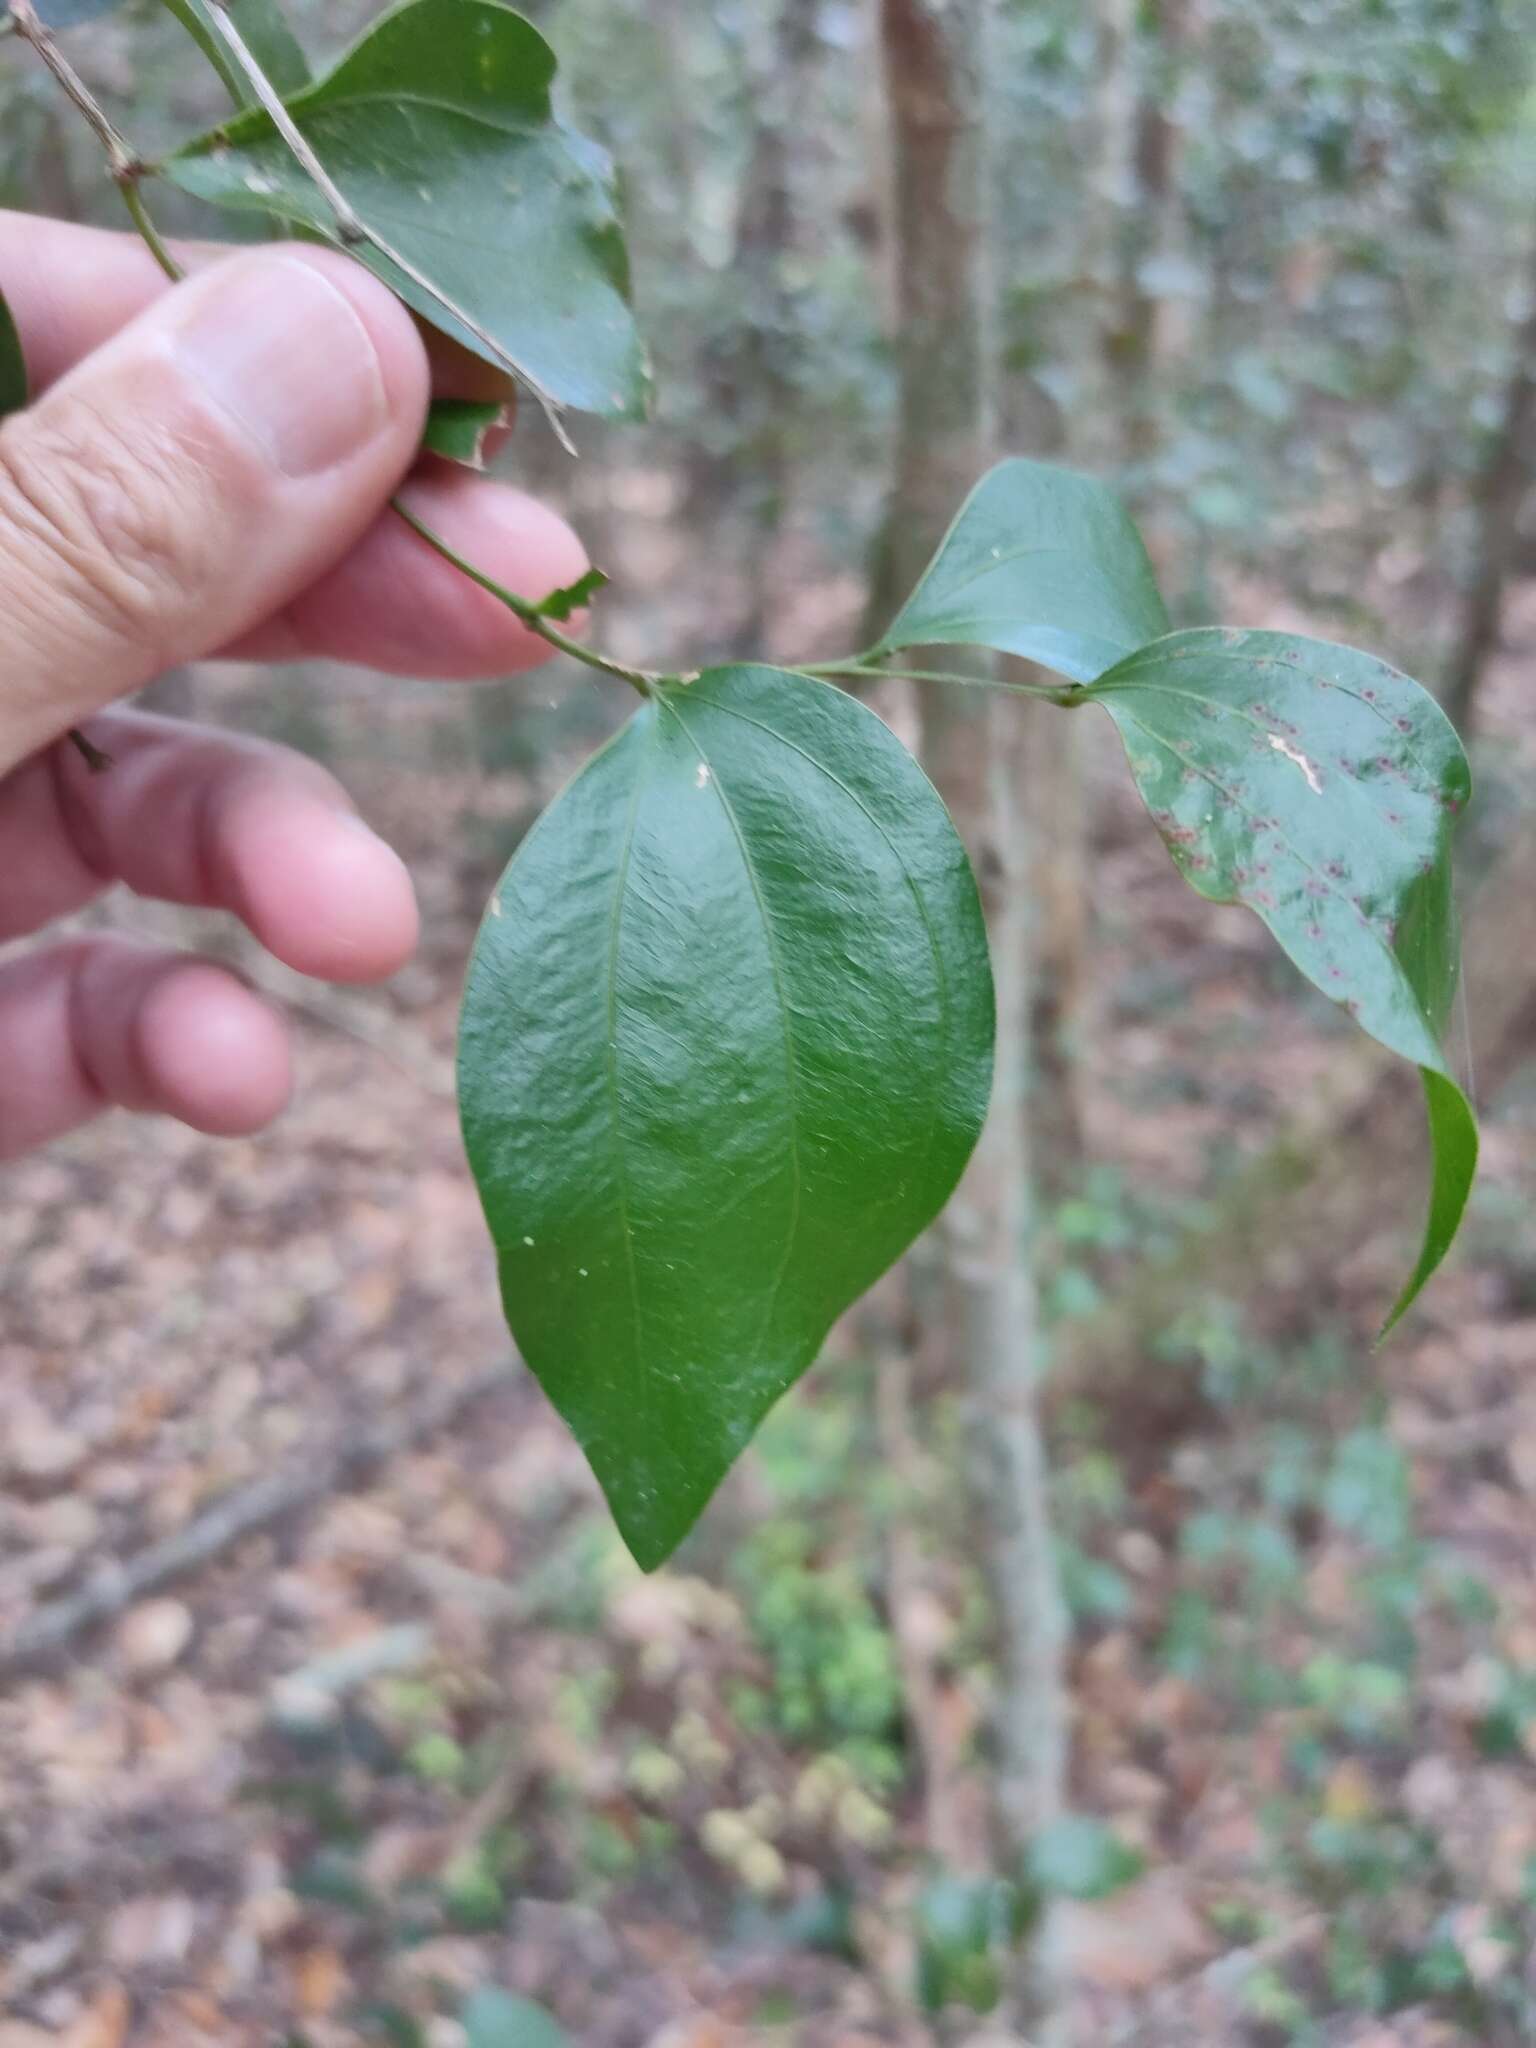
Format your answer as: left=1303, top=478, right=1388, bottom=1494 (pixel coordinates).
left=0, top=245, right=429, bottom=774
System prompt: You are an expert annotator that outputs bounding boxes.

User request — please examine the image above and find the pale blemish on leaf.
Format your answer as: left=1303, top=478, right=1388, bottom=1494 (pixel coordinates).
left=1267, top=732, right=1323, bottom=795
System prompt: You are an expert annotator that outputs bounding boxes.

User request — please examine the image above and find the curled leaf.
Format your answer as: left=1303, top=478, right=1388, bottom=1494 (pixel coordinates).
left=421, top=398, right=509, bottom=470
left=1087, top=627, right=1476, bottom=1330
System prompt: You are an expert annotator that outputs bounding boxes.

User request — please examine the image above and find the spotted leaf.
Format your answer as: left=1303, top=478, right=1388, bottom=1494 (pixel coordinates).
left=1086, top=627, right=1475, bottom=1331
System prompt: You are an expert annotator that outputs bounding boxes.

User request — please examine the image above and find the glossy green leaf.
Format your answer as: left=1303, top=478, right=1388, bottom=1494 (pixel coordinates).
left=0, top=286, right=26, bottom=422
left=461, top=1989, right=569, bottom=2048
left=1086, top=628, right=1476, bottom=1329
left=421, top=398, right=507, bottom=469
left=459, top=665, right=994, bottom=1567
left=873, top=458, right=1170, bottom=682
left=162, top=0, right=649, bottom=420
left=157, top=0, right=311, bottom=107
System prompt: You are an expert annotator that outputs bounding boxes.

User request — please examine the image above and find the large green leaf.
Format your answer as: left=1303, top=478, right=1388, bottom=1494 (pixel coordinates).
left=459, top=665, right=994, bottom=1567
left=1086, top=628, right=1476, bottom=1329
left=0, top=286, right=26, bottom=422
left=873, top=458, right=1170, bottom=682
left=158, top=0, right=312, bottom=108
left=161, top=0, right=649, bottom=420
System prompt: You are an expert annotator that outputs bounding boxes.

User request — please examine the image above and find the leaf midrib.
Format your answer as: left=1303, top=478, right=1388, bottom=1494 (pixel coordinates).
left=660, top=698, right=805, bottom=1370
left=1096, top=646, right=1449, bottom=794
left=684, top=687, right=956, bottom=1222
left=603, top=733, right=651, bottom=1403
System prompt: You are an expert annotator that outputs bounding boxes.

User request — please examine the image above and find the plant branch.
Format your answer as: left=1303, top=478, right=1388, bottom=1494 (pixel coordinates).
left=7, top=0, right=188, bottom=281
left=393, top=499, right=654, bottom=696
left=8, top=0, right=141, bottom=181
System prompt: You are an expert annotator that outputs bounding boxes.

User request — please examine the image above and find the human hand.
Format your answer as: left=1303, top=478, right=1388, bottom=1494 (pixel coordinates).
left=0, top=211, right=589, bottom=1160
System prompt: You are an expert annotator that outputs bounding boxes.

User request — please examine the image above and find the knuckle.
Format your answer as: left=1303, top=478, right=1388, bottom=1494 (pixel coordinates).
left=0, top=392, right=225, bottom=658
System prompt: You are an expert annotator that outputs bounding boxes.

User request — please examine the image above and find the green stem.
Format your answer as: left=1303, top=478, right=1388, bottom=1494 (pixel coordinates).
left=809, top=658, right=1078, bottom=704
left=393, top=500, right=654, bottom=697
left=66, top=727, right=113, bottom=773
left=120, top=180, right=183, bottom=282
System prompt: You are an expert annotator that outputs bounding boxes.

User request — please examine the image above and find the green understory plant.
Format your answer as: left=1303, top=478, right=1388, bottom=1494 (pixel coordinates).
left=3, top=0, right=1478, bottom=1569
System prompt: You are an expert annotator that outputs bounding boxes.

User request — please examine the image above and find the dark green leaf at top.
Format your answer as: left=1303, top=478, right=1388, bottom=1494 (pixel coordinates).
left=459, top=665, right=995, bottom=1568
left=1086, top=628, right=1475, bottom=1329
left=873, top=458, right=1170, bottom=682
left=158, top=0, right=312, bottom=109
left=0, top=286, right=26, bottom=422
left=162, top=0, right=650, bottom=421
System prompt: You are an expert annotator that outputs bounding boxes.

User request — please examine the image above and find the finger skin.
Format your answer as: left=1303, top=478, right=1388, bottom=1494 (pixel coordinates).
left=0, top=244, right=432, bottom=770
left=0, top=712, right=419, bottom=980
left=0, top=208, right=513, bottom=404
left=0, top=937, right=292, bottom=1159
left=0, top=209, right=587, bottom=680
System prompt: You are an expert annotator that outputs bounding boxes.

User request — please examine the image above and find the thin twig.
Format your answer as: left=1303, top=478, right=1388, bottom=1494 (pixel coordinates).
left=394, top=498, right=654, bottom=696
left=8, top=0, right=140, bottom=181
left=7, top=0, right=187, bottom=282
left=204, top=2, right=362, bottom=241
left=200, top=0, right=577, bottom=452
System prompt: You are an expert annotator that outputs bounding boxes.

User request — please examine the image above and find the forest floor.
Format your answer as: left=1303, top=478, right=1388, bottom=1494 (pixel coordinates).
left=3, top=517, right=1536, bottom=2048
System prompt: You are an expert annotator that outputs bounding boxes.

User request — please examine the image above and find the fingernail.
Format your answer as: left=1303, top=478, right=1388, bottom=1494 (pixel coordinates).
left=170, top=254, right=389, bottom=478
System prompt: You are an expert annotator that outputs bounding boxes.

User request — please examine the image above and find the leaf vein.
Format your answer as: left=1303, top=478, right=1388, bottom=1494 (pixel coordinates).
left=1110, top=704, right=1442, bottom=1068
left=659, top=699, right=804, bottom=1368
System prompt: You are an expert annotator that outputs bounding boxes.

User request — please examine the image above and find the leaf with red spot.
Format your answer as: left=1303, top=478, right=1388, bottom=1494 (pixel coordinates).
left=1084, top=627, right=1475, bottom=1332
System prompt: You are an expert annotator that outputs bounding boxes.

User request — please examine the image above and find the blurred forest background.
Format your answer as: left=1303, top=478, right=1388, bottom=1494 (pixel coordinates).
left=6, top=0, right=1536, bottom=2042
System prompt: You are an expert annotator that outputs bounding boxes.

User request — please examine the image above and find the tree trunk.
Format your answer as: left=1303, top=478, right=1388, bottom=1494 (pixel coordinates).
left=1100, top=0, right=1193, bottom=463
left=731, top=0, right=821, bottom=647
left=1444, top=230, right=1536, bottom=736
left=875, top=1, right=1070, bottom=2033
